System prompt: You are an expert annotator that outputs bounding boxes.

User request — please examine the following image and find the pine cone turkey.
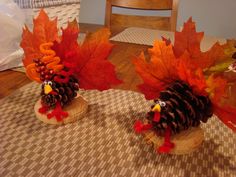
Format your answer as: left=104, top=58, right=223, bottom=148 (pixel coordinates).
left=146, top=81, right=213, bottom=134
left=41, top=72, right=79, bottom=108
left=133, top=19, right=236, bottom=154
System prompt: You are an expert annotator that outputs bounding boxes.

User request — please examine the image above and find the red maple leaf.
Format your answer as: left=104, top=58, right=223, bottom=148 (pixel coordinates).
left=21, top=9, right=58, bottom=67
left=52, top=19, right=79, bottom=61
left=173, top=18, right=224, bottom=69
left=53, top=27, right=122, bottom=91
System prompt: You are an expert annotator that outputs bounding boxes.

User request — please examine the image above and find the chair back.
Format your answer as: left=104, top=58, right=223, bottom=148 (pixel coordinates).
left=105, top=0, right=179, bottom=31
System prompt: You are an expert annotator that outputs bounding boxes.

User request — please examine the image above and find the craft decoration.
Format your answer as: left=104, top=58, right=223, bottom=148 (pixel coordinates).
left=20, top=9, right=121, bottom=124
left=133, top=18, right=236, bottom=154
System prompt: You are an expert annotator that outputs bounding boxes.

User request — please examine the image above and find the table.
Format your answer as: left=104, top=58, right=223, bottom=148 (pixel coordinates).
left=0, top=23, right=235, bottom=177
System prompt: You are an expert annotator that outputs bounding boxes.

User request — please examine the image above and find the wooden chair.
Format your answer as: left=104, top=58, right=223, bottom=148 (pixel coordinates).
left=105, top=0, right=179, bottom=32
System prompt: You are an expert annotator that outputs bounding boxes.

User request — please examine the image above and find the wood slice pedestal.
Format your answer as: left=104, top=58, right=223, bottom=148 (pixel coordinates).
left=34, top=96, right=88, bottom=125
left=143, top=127, right=204, bottom=155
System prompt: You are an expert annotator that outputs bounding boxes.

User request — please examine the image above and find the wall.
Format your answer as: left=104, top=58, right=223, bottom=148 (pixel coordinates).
left=79, top=0, right=236, bottom=39
left=177, top=0, right=236, bottom=38
left=80, top=0, right=106, bottom=25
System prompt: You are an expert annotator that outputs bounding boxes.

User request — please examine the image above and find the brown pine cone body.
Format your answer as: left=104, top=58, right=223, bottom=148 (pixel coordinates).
left=41, top=75, right=79, bottom=108
left=147, top=81, right=213, bottom=134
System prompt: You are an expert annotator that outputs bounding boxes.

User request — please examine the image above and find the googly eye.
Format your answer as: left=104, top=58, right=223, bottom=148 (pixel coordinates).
left=48, top=81, right=52, bottom=86
left=159, top=101, right=166, bottom=107
left=43, top=81, right=47, bottom=85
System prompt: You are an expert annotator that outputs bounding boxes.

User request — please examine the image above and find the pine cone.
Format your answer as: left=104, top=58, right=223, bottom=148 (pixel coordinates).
left=41, top=74, right=79, bottom=108
left=147, top=81, right=213, bottom=134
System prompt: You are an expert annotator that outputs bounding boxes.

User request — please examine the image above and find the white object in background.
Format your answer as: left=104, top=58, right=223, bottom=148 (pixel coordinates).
left=20, top=1, right=81, bottom=30
left=0, top=0, right=25, bottom=71
left=0, top=49, right=23, bottom=71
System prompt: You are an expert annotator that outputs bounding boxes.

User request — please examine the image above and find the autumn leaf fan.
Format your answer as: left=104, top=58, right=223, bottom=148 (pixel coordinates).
left=133, top=18, right=236, bottom=154
left=21, top=10, right=121, bottom=125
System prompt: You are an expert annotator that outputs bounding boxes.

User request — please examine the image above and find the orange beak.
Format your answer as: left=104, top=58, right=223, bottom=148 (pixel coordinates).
left=44, top=84, right=52, bottom=94
left=152, top=104, right=161, bottom=112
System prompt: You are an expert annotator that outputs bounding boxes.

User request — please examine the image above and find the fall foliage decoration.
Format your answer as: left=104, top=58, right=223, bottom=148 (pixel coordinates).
left=133, top=18, right=236, bottom=154
left=20, top=9, right=121, bottom=122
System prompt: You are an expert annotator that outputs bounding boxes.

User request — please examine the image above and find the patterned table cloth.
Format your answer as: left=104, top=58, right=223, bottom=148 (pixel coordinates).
left=110, top=27, right=226, bottom=52
left=0, top=83, right=235, bottom=177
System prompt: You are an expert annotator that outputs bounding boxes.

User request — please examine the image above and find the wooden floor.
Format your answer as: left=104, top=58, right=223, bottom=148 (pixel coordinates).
left=0, top=70, right=31, bottom=99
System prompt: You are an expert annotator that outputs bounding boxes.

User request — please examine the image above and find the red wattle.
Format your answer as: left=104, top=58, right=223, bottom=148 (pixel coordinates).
left=153, top=112, right=161, bottom=122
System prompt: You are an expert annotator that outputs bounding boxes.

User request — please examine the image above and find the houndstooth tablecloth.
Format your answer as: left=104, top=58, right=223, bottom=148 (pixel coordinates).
left=0, top=83, right=235, bottom=177
left=110, top=27, right=226, bottom=52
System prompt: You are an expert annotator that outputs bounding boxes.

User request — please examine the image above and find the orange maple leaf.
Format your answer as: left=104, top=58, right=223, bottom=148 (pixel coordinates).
left=174, top=18, right=203, bottom=58
left=133, top=41, right=178, bottom=99
left=177, top=52, right=207, bottom=95
left=206, top=74, right=227, bottom=103
left=21, top=9, right=58, bottom=67
left=173, top=18, right=224, bottom=69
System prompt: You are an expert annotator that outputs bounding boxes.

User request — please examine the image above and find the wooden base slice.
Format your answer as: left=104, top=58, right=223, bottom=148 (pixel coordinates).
left=143, top=127, right=204, bottom=155
left=34, top=96, right=88, bottom=125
